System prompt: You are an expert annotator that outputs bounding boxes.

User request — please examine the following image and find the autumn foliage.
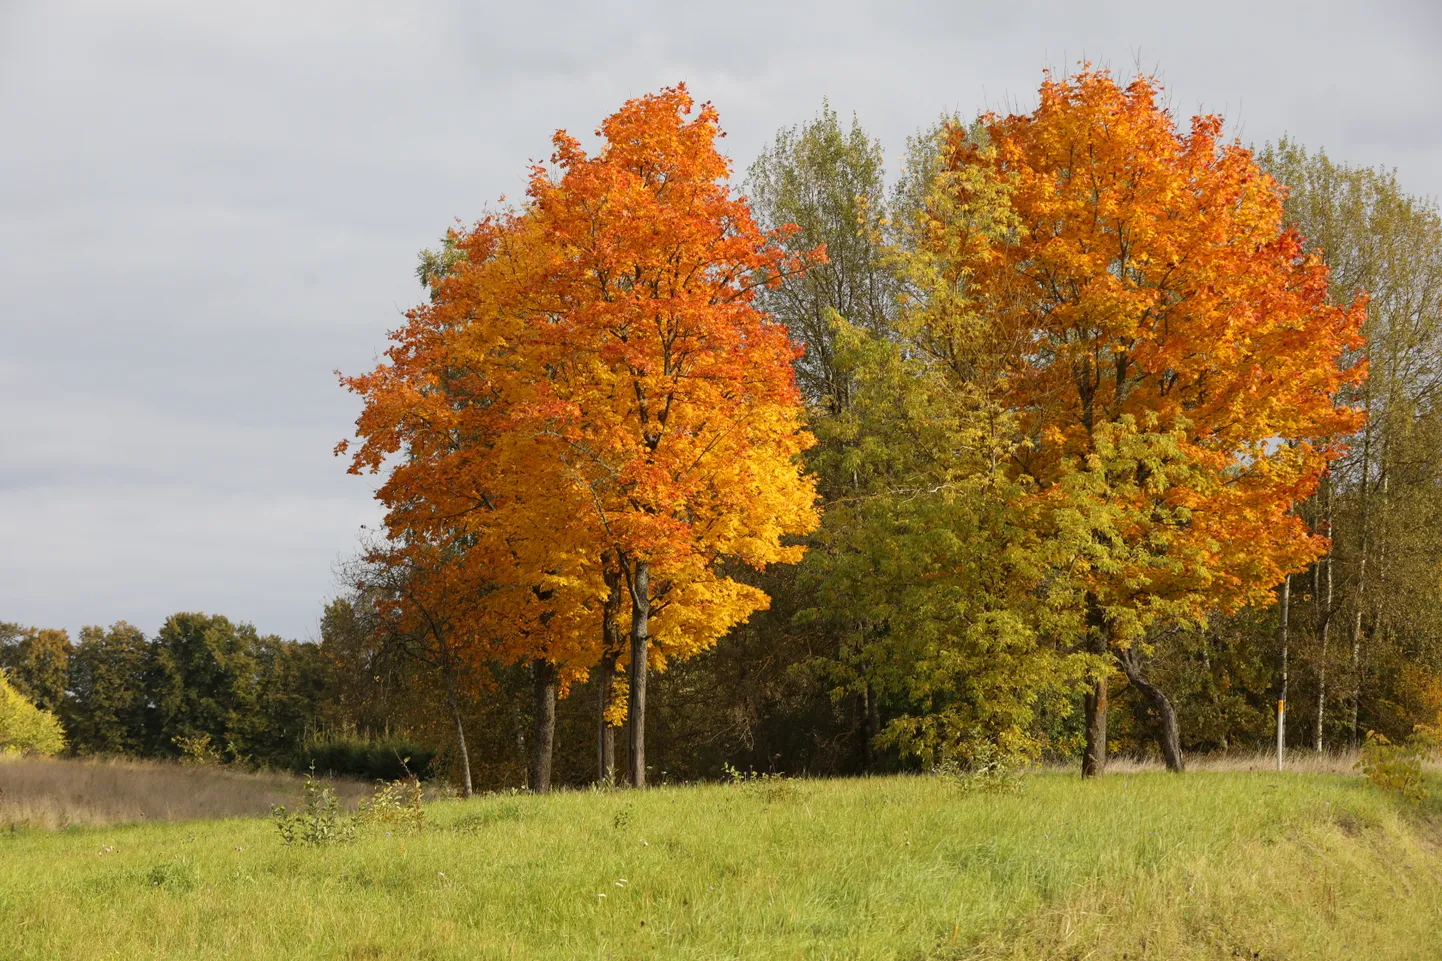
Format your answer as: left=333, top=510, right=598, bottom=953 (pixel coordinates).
left=926, top=69, right=1366, bottom=771
left=339, top=85, right=819, bottom=788
left=336, top=70, right=1378, bottom=786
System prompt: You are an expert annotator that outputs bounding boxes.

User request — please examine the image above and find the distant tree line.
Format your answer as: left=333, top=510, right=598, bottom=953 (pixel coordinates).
left=1, top=617, right=326, bottom=766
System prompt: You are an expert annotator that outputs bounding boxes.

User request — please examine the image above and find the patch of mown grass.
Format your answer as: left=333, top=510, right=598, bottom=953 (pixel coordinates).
left=1, top=772, right=1438, bottom=960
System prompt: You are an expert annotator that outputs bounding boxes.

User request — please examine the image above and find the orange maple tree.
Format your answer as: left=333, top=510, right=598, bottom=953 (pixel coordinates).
left=514, top=85, right=821, bottom=786
left=339, top=206, right=607, bottom=792
left=340, top=85, right=820, bottom=789
left=929, top=69, right=1366, bottom=773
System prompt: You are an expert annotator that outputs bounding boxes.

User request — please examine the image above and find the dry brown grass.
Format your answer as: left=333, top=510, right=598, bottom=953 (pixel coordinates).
left=1059, top=747, right=1442, bottom=775
left=0, top=755, right=372, bottom=829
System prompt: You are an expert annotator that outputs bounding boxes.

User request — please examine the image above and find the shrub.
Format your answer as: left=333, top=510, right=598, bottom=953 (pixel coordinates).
left=1358, top=729, right=1436, bottom=804
left=721, top=763, right=798, bottom=802
left=0, top=671, right=65, bottom=757
left=173, top=733, right=224, bottom=766
left=293, top=736, right=436, bottom=782
left=936, top=742, right=1027, bottom=796
left=357, top=778, right=425, bottom=833
left=145, top=858, right=198, bottom=891
left=271, top=771, right=356, bottom=846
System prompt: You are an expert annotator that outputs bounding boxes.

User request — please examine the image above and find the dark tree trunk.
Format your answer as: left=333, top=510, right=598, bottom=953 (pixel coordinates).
left=597, top=555, right=624, bottom=784
left=530, top=659, right=557, bottom=794
left=1118, top=647, right=1185, bottom=773
left=626, top=559, right=650, bottom=789
left=596, top=650, right=619, bottom=784
left=1083, top=678, right=1108, bottom=777
left=1081, top=596, right=1109, bottom=778
left=860, top=684, right=878, bottom=773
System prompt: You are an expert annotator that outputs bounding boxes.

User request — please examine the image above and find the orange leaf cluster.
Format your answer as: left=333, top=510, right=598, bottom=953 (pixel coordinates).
left=339, top=85, right=819, bottom=690
left=939, top=68, right=1366, bottom=629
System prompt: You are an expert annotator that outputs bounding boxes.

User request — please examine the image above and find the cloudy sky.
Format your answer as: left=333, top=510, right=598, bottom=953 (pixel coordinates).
left=2, top=0, right=1438, bottom=642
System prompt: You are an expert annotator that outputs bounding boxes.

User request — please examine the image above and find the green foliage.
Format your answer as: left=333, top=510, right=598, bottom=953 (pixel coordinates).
left=415, top=232, right=468, bottom=293
left=144, top=858, right=198, bottom=892
left=317, top=596, right=408, bottom=740
left=271, top=771, right=357, bottom=846
left=1357, top=729, right=1436, bottom=803
left=172, top=733, right=224, bottom=766
left=745, top=100, right=894, bottom=412
left=1256, top=140, right=1442, bottom=752
left=935, top=743, right=1026, bottom=796
left=358, top=778, right=426, bottom=833
left=63, top=622, right=150, bottom=756
left=800, top=217, right=1097, bottom=769
left=0, top=625, right=71, bottom=713
left=0, top=670, right=66, bottom=756
left=721, top=763, right=798, bottom=802
left=296, top=735, right=436, bottom=782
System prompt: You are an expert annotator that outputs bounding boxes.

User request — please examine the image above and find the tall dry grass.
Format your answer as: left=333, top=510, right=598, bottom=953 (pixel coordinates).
left=0, top=755, right=371, bottom=829
left=1077, top=747, right=1441, bottom=775
left=1098, top=748, right=1361, bottom=774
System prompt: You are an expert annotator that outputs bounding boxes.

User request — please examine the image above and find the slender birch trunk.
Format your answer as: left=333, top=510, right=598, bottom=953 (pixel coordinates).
left=444, top=674, right=473, bottom=798
left=1351, top=472, right=1385, bottom=747
left=1277, top=574, right=1290, bottom=772
left=1313, top=474, right=1335, bottom=753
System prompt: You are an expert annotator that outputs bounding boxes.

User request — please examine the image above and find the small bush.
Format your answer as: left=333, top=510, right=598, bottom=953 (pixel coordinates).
left=294, top=736, right=436, bottom=782
left=722, top=763, right=798, bottom=802
left=145, top=858, right=198, bottom=892
left=1358, top=730, right=1434, bottom=804
left=272, top=771, right=356, bottom=846
left=173, top=733, right=224, bottom=767
left=936, top=742, right=1027, bottom=796
left=358, top=778, right=425, bottom=833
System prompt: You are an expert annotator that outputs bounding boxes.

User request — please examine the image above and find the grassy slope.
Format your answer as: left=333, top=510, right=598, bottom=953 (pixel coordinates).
left=2, top=772, right=1439, bottom=960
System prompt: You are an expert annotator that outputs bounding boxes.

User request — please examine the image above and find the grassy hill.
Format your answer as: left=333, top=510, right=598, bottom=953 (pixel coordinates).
left=2, top=770, right=1439, bottom=960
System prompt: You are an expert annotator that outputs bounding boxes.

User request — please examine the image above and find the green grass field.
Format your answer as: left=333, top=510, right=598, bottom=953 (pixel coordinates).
left=3, top=771, right=1440, bottom=960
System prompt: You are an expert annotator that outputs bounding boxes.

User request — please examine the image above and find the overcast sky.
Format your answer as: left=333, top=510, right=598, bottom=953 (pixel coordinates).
left=2, top=0, right=1438, bottom=642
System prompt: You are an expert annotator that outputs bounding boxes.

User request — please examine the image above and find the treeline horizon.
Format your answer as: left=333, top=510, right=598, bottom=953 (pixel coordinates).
left=7, top=68, right=1441, bottom=792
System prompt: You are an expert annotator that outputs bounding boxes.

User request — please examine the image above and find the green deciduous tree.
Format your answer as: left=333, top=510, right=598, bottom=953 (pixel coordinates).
left=0, top=669, right=65, bottom=756
left=0, top=624, right=71, bottom=713
left=63, top=622, right=151, bottom=756
left=1259, top=139, right=1442, bottom=752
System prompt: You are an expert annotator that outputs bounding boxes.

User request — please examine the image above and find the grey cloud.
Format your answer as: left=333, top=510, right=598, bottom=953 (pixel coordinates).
left=2, top=0, right=1439, bottom=641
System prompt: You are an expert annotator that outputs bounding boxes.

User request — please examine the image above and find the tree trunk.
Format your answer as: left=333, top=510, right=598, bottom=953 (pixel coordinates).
left=1081, top=596, right=1109, bottom=778
left=626, top=560, right=650, bottom=789
left=597, top=555, right=624, bottom=784
left=596, top=650, right=618, bottom=784
left=1309, top=473, right=1335, bottom=755
left=1277, top=574, right=1290, bottom=772
left=1118, top=647, right=1185, bottom=773
left=1347, top=398, right=1375, bottom=750
left=1351, top=472, right=1385, bottom=749
left=444, top=677, right=473, bottom=798
left=530, top=659, right=557, bottom=794
left=860, top=683, right=879, bottom=773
